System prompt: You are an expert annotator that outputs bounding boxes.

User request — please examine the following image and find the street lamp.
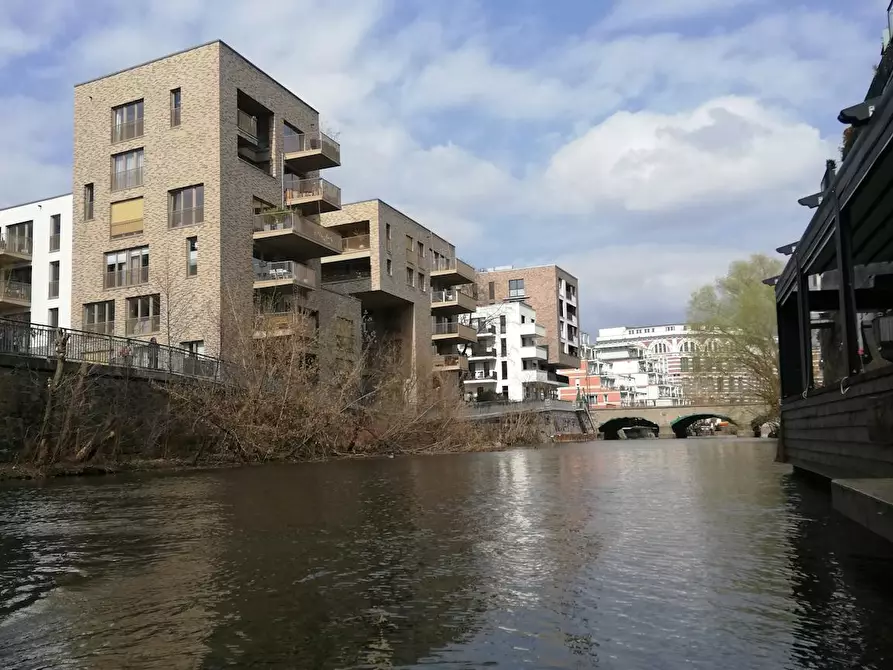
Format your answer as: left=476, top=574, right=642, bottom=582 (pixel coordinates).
left=775, top=242, right=798, bottom=256
left=762, top=275, right=780, bottom=287
left=838, top=98, right=881, bottom=126
left=797, top=193, right=823, bottom=209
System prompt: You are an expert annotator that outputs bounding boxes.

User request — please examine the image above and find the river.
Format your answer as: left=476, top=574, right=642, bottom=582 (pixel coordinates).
left=2, top=438, right=893, bottom=669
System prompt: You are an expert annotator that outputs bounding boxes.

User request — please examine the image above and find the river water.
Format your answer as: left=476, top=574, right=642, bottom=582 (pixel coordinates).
left=2, top=438, right=893, bottom=669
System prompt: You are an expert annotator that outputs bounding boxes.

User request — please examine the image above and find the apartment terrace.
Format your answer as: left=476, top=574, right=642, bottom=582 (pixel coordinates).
left=283, top=129, right=341, bottom=172
left=253, top=210, right=342, bottom=261
left=464, top=369, right=497, bottom=384
left=254, top=260, right=317, bottom=291
left=430, top=257, right=476, bottom=286
left=0, top=279, right=30, bottom=312
left=433, top=354, right=469, bottom=373
left=431, top=320, right=476, bottom=344
left=0, top=234, right=32, bottom=265
left=283, top=176, right=341, bottom=214
left=431, top=287, right=476, bottom=315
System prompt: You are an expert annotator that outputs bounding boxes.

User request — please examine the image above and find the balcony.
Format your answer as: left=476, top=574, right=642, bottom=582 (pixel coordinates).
left=283, top=176, right=341, bottom=214
left=253, top=210, right=342, bottom=261
left=254, top=261, right=317, bottom=291
left=0, top=236, right=32, bottom=265
left=468, top=344, right=497, bottom=359
left=111, top=167, right=144, bottom=192
left=476, top=324, right=497, bottom=338
left=431, top=288, right=476, bottom=315
left=519, top=369, right=564, bottom=385
left=125, top=315, right=160, bottom=336
left=318, top=234, right=372, bottom=263
left=0, top=280, right=31, bottom=311
left=433, top=354, right=469, bottom=373
left=520, top=345, right=549, bottom=360
left=283, top=130, right=341, bottom=171
left=431, top=320, right=476, bottom=344
left=105, top=267, right=149, bottom=290
left=237, top=110, right=259, bottom=142
left=519, top=322, right=547, bottom=338
left=429, top=257, right=476, bottom=286
left=252, top=311, right=318, bottom=340
left=111, top=119, right=144, bottom=144
left=464, top=370, right=497, bottom=384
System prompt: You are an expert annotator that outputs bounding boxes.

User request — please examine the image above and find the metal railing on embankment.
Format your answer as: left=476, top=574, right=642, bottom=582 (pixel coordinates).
left=462, top=399, right=579, bottom=418
left=0, top=316, right=223, bottom=380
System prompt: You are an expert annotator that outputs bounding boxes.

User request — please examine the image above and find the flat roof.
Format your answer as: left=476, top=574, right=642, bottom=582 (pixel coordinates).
left=477, top=264, right=578, bottom=281
left=75, top=39, right=318, bottom=114
left=0, top=192, right=72, bottom=212
left=341, top=198, right=454, bottom=248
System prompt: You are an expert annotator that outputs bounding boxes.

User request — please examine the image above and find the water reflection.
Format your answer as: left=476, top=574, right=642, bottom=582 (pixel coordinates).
left=1, top=440, right=893, bottom=668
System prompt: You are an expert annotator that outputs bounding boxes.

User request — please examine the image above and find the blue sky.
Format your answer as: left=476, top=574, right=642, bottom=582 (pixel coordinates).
left=0, top=0, right=885, bottom=330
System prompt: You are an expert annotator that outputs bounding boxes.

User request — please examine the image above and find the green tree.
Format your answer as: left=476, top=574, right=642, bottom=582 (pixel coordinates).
left=686, top=253, right=784, bottom=419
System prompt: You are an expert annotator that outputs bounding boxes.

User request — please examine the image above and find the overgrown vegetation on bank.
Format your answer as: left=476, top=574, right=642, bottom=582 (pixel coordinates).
left=4, top=314, right=544, bottom=475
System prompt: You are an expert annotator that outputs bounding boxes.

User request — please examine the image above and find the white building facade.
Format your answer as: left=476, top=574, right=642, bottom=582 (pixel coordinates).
left=0, top=194, right=73, bottom=329
left=462, top=301, right=566, bottom=402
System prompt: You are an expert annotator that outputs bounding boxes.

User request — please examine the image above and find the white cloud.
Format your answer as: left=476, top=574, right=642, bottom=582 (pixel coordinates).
left=544, top=96, right=832, bottom=213
left=599, top=0, right=766, bottom=31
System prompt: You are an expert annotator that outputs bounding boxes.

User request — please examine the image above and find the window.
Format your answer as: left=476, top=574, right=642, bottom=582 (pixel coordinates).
left=418, top=272, right=425, bottom=292
left=110, top=197, right=144, bottom=238
left=48, top=308, right=59, bottom=329
left=125, top=294, right=161, bottom=336
left=500, top=338, right=507, bottom=357
left=187, top=237, right=198, bottom=276
left=5, top=221, right=32, bottom=254
left=170, top=184, right=204, bottom=227
left=653, top=342, right=669, bottom=354
left=84, top=184, right=95, bottom=220
left=83, top=300, right=115, bottom=335
left=111, top=148, right=144, bottom=191
left=182, top=340, right=205, bottom=356
left=501, top=361, right=508, bottom=379
left=386, top=223, right=392, bottom=251
left=105, top=246, right=149, bottom=289
left=386, top=258, right=392, bottom=275
left=49, top=214, right=61, bottom=252
left=488, top=281, right=495, bottom=301
left=681, top=341, right=697, bottom=353
left=508, top=278, right=524, bottom=298
left=681, top=358, right=691, bottom=372
left=48, top=261, right=60, bottom=298
left=170, top=88, right=181, bottom=127
left=499, top=315, right=506, bottom=333
left=111, top=99, right=144, bottom=143
left=405, top=235, right=413, bottom=253
left=406, top=266, right=414, bottom=287
left=417, top=241, right=424, bottom=259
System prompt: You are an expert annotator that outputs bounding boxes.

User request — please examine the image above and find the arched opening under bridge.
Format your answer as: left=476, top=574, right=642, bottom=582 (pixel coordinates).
left=670, top=413, right=737, bottom=439
left=599, top=417, right=659, bottom=440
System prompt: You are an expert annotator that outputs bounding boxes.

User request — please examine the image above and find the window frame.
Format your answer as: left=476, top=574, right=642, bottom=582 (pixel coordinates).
left=169, top=184, right=205, bottom=228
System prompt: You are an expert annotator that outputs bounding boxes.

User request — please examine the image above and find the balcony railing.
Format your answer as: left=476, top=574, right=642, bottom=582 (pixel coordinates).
left=322, top=268, right=372, bottom=283
left=342, top=234, right=371, bottom=252
left=125, top=315, right=161, bottom=336
left=432, top=321, right=476, bottom=339
left=49, top=234, right=60, bottom=252
left=84, top=321, right=115, bottom=335
left=111, top=167, right=144, bottom=191
left=0, top=236, right=33, bottom=257
left=430, top=257, right=475, bottom=280
left=468, top=345, right=497, bottom=357
left=85, top=200, right=94, bottom=221
left=0, top=280, right=31, bottom=302
left=433, top=354, right=469, bottom=371
left=253, top=210, right=342, bottom=249
left=283, top=176, right=342, bottom=209
left=470, top=370, right=497, bottom=380
left=171, top=104, right=181, bottom=127
left=112, top=119, right=144, bottom=144
left=254, top=261, right=316, bottom=288
left=170, top=206, right=204, bottom=228
left=105, top=267, right=149, bottom=290
left=282, top=130, right=341, bottom=162
left=237, top=110, right=258, bottom=140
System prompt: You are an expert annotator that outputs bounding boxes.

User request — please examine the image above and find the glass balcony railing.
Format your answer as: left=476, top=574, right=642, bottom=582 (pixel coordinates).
left=104, top=267, right=149, bottom=290
left=0, top=280, right=31, bottom=302
left=282, top=130, right=341, bottom=164
left=125, top=315, right=161, bottom=336
left=111, top=167, right=144, bottom=191
left=342, top=234, right=371, bottom=252
left=254, top=261, right=316, bottom=288
left=237, top=110, right=258, bottom=140
left=0, top=236, right=33, bottom=257
left=282, top=176, right=341, bottom=209
left=112, top=118, right=144, bottom=144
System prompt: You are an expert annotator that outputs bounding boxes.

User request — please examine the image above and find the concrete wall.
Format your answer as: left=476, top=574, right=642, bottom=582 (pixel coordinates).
left=0, top=193, right=73, bottom=328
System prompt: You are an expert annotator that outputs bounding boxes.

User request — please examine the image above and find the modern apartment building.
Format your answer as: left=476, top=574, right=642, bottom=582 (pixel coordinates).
left=477, top=265, right=581, bottom=370
left=0, top=194, right=73, bottom=329
left=320, top=200, right=476, bottom=382
left=70, top=41, right=360, bottom=363
left=463, top=301, right=564, bottom=401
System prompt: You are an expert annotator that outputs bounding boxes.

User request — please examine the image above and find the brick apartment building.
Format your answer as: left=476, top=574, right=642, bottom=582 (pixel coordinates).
left=70, top=40, right=360, bottom=365
left=476, top=265, right=581, bottom=371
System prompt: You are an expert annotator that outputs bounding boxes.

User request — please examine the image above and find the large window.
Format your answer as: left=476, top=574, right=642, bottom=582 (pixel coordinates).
left=110, top=197, right=144, bottom=238
left=508, top=278, right=525, bottom=298
left=49, top=214, right=61, bottom=252
left=170, top=88, right=181, bottom=127
left=105, top=246, right=148, bottom=288
left=4, top=221, right=32, bottom=255
left=48, top=261, right=60, bottom=298
left=111, top=99, right=144, bottom=143
left=111, top=148, right=144, bottom=191
left=125, top=294, right=161, bottom=336
left=83, top=300, right=115, bottom=334
left=84, top=183, right=95, bottom=221
left=170, top=184, right=204, bottom=228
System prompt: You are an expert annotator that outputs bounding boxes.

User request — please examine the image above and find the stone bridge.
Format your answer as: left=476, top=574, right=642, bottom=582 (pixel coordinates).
left=594, top=404, right=771, bottom=439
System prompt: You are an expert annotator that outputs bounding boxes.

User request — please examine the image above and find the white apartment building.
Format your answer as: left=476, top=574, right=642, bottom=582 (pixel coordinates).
left=462, top=301, right=566, bottom=401
left=0, top=194, right=73, bottom=329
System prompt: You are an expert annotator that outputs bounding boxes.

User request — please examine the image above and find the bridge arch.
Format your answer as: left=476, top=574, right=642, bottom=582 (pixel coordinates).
left=599, top=417, right=659, bottom=440
left=670, top=413, right=736, bottom=438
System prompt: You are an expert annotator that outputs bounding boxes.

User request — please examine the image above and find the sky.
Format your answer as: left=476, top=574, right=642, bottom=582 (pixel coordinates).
left=0, top=0, right=885, bottom=332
